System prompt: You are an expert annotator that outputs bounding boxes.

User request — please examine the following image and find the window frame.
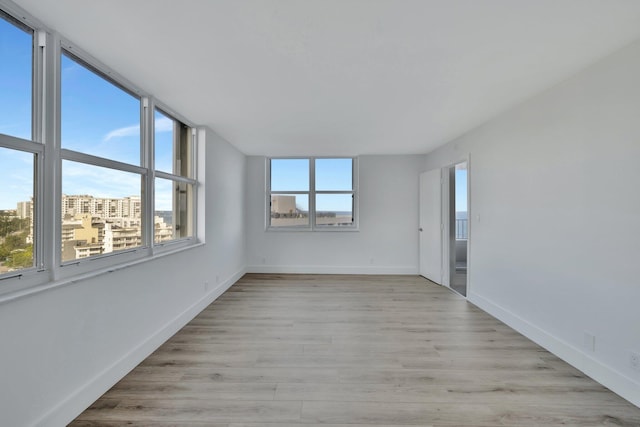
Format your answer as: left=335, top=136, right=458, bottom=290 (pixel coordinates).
left=266, top=157, right=358, bottom=232
left=0, top=2, right=202, bottom=297
left=57, top=46, right=150, bottom=276
left=0, top=8, right=46, bottom=294
left=152, top=104, right=198, bottom=248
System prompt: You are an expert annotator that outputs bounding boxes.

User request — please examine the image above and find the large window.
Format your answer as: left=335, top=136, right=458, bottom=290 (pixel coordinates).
left=0, top=12, right=38, bottom=276
left=0, top=5, right=200, bottom=294
left=268, top=157, right=356, bottom=230
left=61, top=52, right=145, bottom=262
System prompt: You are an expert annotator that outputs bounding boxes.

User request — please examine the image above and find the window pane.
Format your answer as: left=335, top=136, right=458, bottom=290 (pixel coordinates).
left=270, top=194, right=309, bottom=227
left=271, top=159, right=309, bottom=191
left=0, top=148, right=34, bottom=272
left=155, top=109, right=192, bottom=177
left=455, top=164, right=468, bottom=240
left=154, top=178, right=172, bottom=243
left=315, top=158, right=352, bottom=191
left=174, top=181, right=193, bottom=239
left=0, top=13, right=32, bottom=140
left=155, top=177, right=193, bottom=242
left=316, top=194, right=353, bottom=227
left=154, top=110, right=173, bottom=174
left=61, top=53, right=140, bottom=165
left=61, top=160, right=142, bottom=262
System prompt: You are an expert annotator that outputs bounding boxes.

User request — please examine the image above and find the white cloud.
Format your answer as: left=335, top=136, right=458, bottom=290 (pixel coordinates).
left=155, top=117, right=173, bottom=133
left=62, top=161, right=140, bottom=198
left=102, top=117, right=173, bottom=142
left=103, top=124, right=140, bottom=142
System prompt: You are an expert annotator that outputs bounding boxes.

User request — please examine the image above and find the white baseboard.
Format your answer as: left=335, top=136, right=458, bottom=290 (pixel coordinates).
left=468, top=291, right=640, bottom=408
left=246, top=264, right=418, bottom=275
left=34, top=267, right=246, bottom=427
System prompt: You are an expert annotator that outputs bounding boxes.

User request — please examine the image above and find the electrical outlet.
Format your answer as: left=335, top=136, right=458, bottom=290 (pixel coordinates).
left=631, top=352, right=640, bottom=370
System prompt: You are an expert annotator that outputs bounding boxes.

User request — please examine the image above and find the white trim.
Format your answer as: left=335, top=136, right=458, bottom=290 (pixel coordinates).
left=247, top=264, right=418, bottom=275
left=468, top=291, right=640, bottom=408
left=31, top=266, right=247, bottom=427
left=466, top=154, right=471, bottom=295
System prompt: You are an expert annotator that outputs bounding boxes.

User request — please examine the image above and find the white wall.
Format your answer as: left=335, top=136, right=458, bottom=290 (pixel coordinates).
left=424, top=40, right=640, bottom=406
left=0, top=128, right=247, bottom=427
left=246, top=155, right=424, bottom=274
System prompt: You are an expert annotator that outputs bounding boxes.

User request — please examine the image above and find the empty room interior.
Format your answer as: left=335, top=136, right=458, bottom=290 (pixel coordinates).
left=1, top=0, right=640, bottom=425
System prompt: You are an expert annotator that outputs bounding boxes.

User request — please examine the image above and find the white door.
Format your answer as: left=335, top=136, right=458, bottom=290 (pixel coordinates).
left=419, top=169, right=442, bottom=284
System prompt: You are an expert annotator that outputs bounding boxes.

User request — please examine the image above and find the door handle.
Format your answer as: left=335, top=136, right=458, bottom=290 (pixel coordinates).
left=419, top=228, right=423, bottom=232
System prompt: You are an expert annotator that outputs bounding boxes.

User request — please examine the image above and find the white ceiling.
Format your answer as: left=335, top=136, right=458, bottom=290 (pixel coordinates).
left=12, top=0, right=640, bottom=156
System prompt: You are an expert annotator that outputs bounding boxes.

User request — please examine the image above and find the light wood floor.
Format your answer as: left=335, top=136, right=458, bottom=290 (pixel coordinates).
left=71, top=274, right=640, bottom=426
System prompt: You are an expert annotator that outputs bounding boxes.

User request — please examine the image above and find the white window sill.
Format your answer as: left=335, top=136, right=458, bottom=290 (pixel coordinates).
left=266, top=226, right=359, bottom=232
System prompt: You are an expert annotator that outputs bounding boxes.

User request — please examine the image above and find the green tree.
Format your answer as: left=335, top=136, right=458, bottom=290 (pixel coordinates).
left=0, top=245, right=9, bottom=260
left=4, top=234, right=26, bottom=251
left=5, top=245, right=33, bottom=269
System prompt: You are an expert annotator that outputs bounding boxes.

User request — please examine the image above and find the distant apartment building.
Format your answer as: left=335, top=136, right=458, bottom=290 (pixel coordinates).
left=154, top=215, right=173, bottom=243
left=62, top=195, right=141, bottom=219
left=54, top=195, right=174, bottom=262
left=103, top=223, right=141, bottom=253
left=16, top=195, right=174, bottom=262
left=61, top=214, right=105, bottom=261
left=271, top=195, right=297, bottom=216
left=16, top=201, right=31, bottom=219
left=17, top=199, right=34, bottom=244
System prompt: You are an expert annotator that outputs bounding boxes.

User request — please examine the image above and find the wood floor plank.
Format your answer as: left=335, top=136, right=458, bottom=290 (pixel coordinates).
left=70, top=274, right=640, bottom=426
left=275, top=382, right=628, bottom=406
left=228, top=424, right=434, bottom=427
left=77, top=400, right=302, bottom=423
left=102, top=382, right=277, bottom=401
left=301, top=401, right=640, bottom=426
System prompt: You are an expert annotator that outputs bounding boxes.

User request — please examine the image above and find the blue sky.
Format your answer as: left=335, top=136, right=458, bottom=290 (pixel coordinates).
left=0, top=15, right=33, bottom=211
left=456, top=169, right=468, bottom=212
left=0, top=15, right=175, bottom=210
left=0, top=15, right=31, bottom=141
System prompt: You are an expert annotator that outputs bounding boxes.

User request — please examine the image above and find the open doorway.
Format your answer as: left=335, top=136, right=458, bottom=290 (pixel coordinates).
left=448, top=162, right=468, bottom=296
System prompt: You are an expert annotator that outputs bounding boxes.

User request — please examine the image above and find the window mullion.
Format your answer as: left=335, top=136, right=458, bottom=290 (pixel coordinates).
left=310, top=157, right=316, bottom=229
left=269, top=190, right=308, bottom=195
left=190, top=128, right=197, bottom=240
left=33, top=30, right=46, bottom=271
left=0, top=134, right=43, bottom=153
left=315, top=190, right=354, bottom=195
left=48, top=32, right=61, bottom=276
left=154, top=170, right=196, bottom=185
left=142, top=97, right=153, bottom=250
left=60, top=149, right=146, bottom=175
